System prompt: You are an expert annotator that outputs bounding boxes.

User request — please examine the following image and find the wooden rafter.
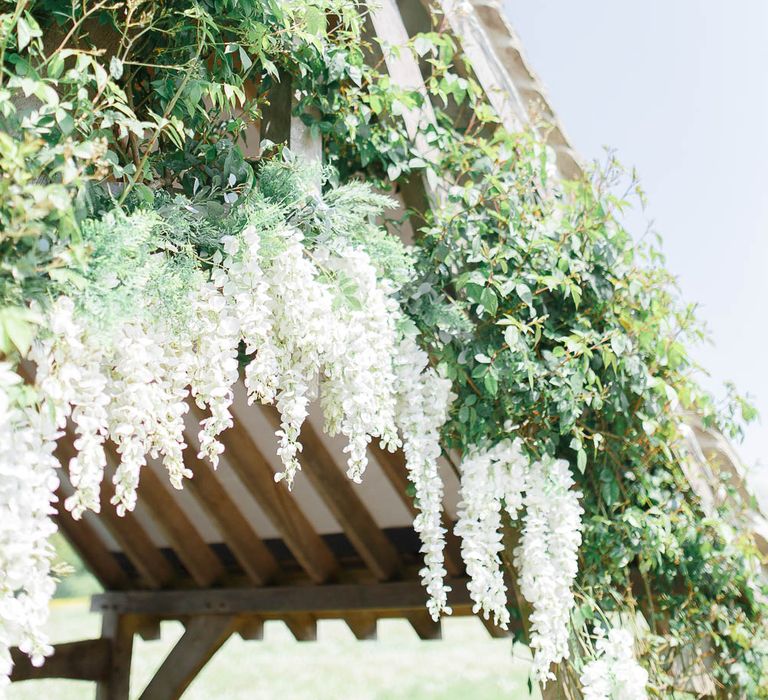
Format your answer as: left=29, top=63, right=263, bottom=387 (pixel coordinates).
left=204, top=405, right=338, bottom=584
left=369, top=443, right=464, bottom=576
left=345, top=612, right=378, bottom=640
left=284, top=613, right=318, bottom=641
left=54, top=492, right=129, bottom=590
left=57, top=438, right=174, bottom=589
left=180, top=437, right=279, bottom=585
left=407, top=610, right=442, bottom=640
left=134, top=461, right=225, bottom=588
left=262, top=406, right=401, bottom=581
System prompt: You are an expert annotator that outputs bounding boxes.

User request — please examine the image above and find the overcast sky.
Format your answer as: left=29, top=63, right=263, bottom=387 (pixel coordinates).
left=503, top=1, right=768, bottom=495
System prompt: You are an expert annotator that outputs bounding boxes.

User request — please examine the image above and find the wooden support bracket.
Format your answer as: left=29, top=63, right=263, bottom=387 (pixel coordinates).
left=138, top=615, right=238, bottom=700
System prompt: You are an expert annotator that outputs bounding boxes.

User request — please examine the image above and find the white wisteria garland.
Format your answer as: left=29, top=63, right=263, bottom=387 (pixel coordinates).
left=0, top=365, right=58, bottom=691
left=0, top=203, right=589, bottom=693
left=456, top=442, right=584, bottom=683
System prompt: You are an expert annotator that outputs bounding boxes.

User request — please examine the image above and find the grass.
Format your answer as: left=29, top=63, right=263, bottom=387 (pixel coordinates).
left=8, top=598, right=539, bottom=699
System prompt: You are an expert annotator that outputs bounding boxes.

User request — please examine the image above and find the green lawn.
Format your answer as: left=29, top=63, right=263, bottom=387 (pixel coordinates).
left=9, top=598, right=539, bottom=699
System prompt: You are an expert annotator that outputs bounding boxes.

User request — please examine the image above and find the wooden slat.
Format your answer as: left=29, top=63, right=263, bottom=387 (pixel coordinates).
left=369, top=443, right=464, bottom=576
left=262, top=407, right=401, bottom=581
left=206, top=408, right=338, bottom=583
left=135, top=462, right=225, bottom=587
left=10, top=638, right=111, bottom=682
left=181, top=437, right=279, bottom=585
left=57, top=439, right=174, bottom=590
left=92, top=579, right=474, bottom=617
left=284, top=613, right=317, bottom=641
left=138, top=616, right=237, bottom=700
left=55, top=491, right=129, bottom=590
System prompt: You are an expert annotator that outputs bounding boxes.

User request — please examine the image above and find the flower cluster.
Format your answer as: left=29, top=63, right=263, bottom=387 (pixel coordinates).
left=456, top=444, right=583, bottom=682
left=580, top=627, right=649, bottom=700
left=0, top=365, right=59, bottom=690
left=454, top=439, right=528, bottom=626
left=394, top=335, right=455, bottom=619
left=515, top=456, right=583, bottom=682
left=0, top=204, right=462, bottom=683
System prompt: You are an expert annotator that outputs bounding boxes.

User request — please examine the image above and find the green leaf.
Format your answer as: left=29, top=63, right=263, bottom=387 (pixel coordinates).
left=305, top=7, right=326, bottom=36
left=17, top=16, right=31, bottom=52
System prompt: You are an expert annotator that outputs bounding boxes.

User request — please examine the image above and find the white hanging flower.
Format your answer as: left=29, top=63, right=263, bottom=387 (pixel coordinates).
left=0, top=364, right=59, bottom=689
left=188, top=277, right=241, bottom=469
left=106, top=319, right=191, bottom=514
left=317, top=244, right=401, bottom=482
left=580, top=627, right=649, bottom=700
left=31, top=296, right=108, bottom=517
left=455, top=439, right=528, bottom=627
left=394, top=335, right=454, bottom=619
left=515, top=456, right=583, bottom=682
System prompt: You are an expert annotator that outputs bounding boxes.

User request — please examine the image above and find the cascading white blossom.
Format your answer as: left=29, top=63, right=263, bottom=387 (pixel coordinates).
left=515, top=456, right=583, bottom=682
left=580, top=627, right=649, bottom=700
left=317, top=244, right=401, bottom=482
left=188, top=275, right=241, bottom=469
left=246, top=227, right=335, bottom=486
left=0, top=364, right=59, bottom=690
left=30, top=296, right=109, bottom=518
left=106, top=320, right=192, bottom=515
left=394, top=335, right=455, bottom=619
left=455, top=444, right=583, bottom=675
left=454, top=439, right=528, bottom=627
left=3, top=198, right=594, bottom=691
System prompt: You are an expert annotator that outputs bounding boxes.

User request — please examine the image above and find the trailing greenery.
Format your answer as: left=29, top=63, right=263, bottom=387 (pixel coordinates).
left=1, top=0, right=765, bottom=696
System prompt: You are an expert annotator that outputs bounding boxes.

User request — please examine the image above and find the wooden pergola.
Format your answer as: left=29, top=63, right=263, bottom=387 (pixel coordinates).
left=9, top=2, right=764, bottom=698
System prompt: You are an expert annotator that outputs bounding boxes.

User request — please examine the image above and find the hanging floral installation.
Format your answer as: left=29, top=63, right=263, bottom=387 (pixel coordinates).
left=1, top=1, right=767, bottom=698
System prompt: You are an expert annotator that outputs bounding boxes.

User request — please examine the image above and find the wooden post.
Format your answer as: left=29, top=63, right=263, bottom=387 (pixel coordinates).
left=96, top=612, right=138, bottom=700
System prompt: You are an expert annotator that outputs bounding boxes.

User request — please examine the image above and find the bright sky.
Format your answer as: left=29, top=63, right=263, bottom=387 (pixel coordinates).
left=503, top=0, right=768, bottom=497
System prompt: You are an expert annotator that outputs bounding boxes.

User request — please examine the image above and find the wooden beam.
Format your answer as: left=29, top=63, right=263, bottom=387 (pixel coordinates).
left=181, top=436, right=279, bottom=585
left=10, top=638, right=111, bottom=682
left=262, top=407, right=401, bottom=581
left=284, top=613, right=317, bottom=642
left=138, top=616, right=237, bottom=700
left=369, top=443, right=464, bottom=576
left=369, top=0, right=436, bottom=148
left=206, top=408, right=338, bottom=584
left=93, top=579, right=474, bottom=617
left=430, top=0, right=525, bottom=131
left=96, top=612, right=138, bottom=700
left=135, top=462, right=225, bottom=587
left=407, top=610, right=442, bottom=640
left=57, top=440, right=174, bottom=590
left=345, top=612, right=378, bottom=640
left=369, top=0, right=439, bottom=213
left=54, top=492, right=129, bottom=590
